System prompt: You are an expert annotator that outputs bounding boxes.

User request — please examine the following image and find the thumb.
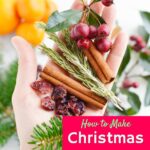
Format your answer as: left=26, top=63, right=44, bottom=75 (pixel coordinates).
left=11, top=36, right=37, bottom=91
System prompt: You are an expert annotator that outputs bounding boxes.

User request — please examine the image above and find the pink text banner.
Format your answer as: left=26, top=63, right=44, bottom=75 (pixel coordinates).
left=63, top=117, right=150, bottom=150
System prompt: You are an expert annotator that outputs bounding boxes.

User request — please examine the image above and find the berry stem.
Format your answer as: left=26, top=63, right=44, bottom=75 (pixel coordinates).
left=89, top=0, right=95, bottom=7
left=80, top=0, right=86, bottom=6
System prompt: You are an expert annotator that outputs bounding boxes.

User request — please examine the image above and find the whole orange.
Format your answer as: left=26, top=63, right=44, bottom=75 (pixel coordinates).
left=42, top=0, right=58, bottom=22
left=17, top=0, right=46, bottom=22
left=0, top=0, right=19, bottom=35
left=16, top=22, right=45, bottom=46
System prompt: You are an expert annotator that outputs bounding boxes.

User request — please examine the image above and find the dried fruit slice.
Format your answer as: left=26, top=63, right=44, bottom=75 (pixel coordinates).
left=41, top=96, right=55, bottom=111
left=31, top=80, right=53, bottom=95
left=52, top=85, right=67, bottom=100
left=68, top=96, right=85, bottom=116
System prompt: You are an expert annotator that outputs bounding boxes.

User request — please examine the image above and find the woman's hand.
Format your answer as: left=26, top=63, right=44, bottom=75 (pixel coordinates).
left=11, top=0, right=128, bottom=149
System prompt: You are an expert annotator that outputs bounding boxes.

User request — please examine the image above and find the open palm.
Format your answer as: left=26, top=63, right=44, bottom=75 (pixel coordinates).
left=12, top=0, right=128, bottom=149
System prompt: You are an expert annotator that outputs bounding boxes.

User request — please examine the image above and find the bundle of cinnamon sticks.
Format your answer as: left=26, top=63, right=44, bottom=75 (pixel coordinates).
left=83, top=44, right=115, bottom=84
left=40, top=45, right=115, bottom=109
left=40, top=64, right=106, bottom=109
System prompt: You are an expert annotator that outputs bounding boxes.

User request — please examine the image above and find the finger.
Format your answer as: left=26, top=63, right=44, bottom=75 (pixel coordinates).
left=72, top=0, right=84, bottom=10
left=11, top=36, right=37, bottom=90
left=102, top=4, right=117, bottom=30
left=90, top=1, right=104, bottom=15
left=107, top=32, right=129, bottom=75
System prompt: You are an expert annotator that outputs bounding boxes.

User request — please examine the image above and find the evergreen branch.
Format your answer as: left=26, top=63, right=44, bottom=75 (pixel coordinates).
left=0, top=60, right=18, bottom=146
left=0, top=117, right=16, bottom=146
left=41, top=33, right=123, bottom=110
left=0, top=60, right=18, bottom=108
left=29, top=117, right=62, bottom=150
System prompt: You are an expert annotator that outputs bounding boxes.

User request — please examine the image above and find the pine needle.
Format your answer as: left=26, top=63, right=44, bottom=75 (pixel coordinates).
left=29, top=117, right=62, bottom=150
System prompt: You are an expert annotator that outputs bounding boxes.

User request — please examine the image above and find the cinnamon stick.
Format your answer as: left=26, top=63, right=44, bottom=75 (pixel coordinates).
left=88, top=44, right=115, bottom=83
left=83, top=49, right=108, bottom=84
left=43, top=66, right=107, bottom=105
left=40, top=72, right=104, bottom=109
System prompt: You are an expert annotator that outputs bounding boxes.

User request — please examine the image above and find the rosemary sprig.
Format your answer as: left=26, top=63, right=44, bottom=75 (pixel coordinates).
left=62, top=30, right=92, bottom=71
left=41, top=32, right=122, bottom=110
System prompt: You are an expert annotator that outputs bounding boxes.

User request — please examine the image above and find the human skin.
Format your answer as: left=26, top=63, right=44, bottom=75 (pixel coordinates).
left=11, top=0, right=128, bottom=149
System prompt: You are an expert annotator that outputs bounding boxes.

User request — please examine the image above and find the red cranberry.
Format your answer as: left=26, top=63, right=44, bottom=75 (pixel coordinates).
left=31, top=80, right=53, bottom=95
left=70, top=27, right=78, bottom=40
left=95, top=38, right=112, bottom=53
left=41, top=96, right=55, bottom=111
left=73, top=23, right=90, bottom=38
left=56, top=104, right=70, bottom=116
left=140, top=41, right=146, bottom=49
left=98, top=24, right=110, bottom=38
left=102, top=0, right=113, bottom=7
left=133, top=42, right=146, bottom=52
left=68, top=96, right=85, bottom=116
left=77, top=38, right=91, bottom=49
left=132, top=44, right=142, bottom=52
left=130, top=35, right=143, bottom=44
left=122, top=79, right=133, bottom=89
left=88, top=25, right=98, bottom=39
left=52, top=85, right=67, bottom=100
left=132, top=82, right=139, bottom=88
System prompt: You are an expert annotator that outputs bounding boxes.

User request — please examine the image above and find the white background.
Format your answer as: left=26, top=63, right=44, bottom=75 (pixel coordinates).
left=1, top=0, right=150, bottom=149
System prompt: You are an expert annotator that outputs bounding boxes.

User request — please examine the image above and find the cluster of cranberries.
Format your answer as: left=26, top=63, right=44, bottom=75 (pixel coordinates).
left=122, top=79, right=139, bottom=89
left=31, top=81, right=85, bottom=116
left=130, top=35, right=150, bottom=55
left=130, top=35, right=146, bottom=52
left=71, top=23, right=112, bottom=53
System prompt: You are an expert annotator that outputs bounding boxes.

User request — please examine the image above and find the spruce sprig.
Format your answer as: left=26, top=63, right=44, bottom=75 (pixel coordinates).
left=41, top=32, right=123, bottom=110
left=29, top=117, right=62, bottom=150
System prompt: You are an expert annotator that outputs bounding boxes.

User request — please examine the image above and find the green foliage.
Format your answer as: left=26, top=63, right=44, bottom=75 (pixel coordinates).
left=45, top=10, right=82, bottom=32
left=139, top=52, right=150, bottom=72
left=93, top=0, right=101, bottom=3
left=108, top=90, right=141, bottom=116
left=29, top=117, right=62, bottom=150
left=138, top=26, right=149, bottom=43
left=140, top=11, right=150, bottom=34
left=0, top=60, right=18, bottom=146
left=120, top=89, right=141, bottom=115
left=0, top=60, right=18, bottom=108
left=0, top=117, right=16, bottom=146
left=89, top=0, right=102, bottom=6
left=139, top=11, right=150, bottom=106
left=144, top=78, right=150, bottom=106
left=111, top=10, right=150, bottom=115
left=87, top=9, right=105, bottom=27
left=118, top=46, right=131, bottom=77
